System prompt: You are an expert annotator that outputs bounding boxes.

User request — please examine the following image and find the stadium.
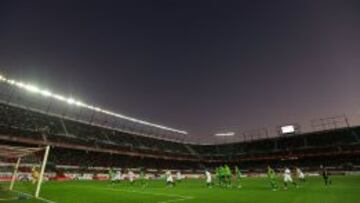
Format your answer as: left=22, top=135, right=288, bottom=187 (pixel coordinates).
left=0, top=74, right=359, bottom=203
left=1, top=1, right=360, bottom=203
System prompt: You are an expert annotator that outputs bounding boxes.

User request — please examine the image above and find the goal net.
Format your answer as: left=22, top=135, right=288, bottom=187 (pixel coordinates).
left=0, top=145, right=50, bottom=201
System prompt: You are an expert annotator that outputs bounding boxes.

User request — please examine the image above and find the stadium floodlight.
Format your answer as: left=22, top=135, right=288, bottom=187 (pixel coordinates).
left=86, top=105, right=99, bottom=111
left=215, top=132, right=235, bottom=137
left=280, top=125, right=295, bottom=134
left=7, top=79, right=15, bottom=84
left=14, top=82, right=25, bottom=88
left=40, top=90, right=52, bottom=97
left=74, top=101, right=85, bottom=106
left=24, top=84, right=40, bottom=93
left=0, top=73, right=188, bottom=135
left=53, top=94, right=66, bottom=101
left=67, top=98, right=75, bottom=104
left=94, top=107, right=102, bottom=112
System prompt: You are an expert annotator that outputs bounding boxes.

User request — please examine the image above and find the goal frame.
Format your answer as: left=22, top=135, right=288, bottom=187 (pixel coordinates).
left=0, top=145, right=50, bottom=198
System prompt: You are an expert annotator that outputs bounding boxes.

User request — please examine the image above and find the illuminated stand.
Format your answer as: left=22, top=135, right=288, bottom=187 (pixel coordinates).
left=0, top=145, right=50, bottom=198
left=0, top=74, right=187, bottom=143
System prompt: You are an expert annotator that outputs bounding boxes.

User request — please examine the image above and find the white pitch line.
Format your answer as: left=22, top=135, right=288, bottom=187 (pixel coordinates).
left=11, top=190, right=56, bottom=203
left=0, top=197, right=18, bottom=201
left=158, top=196, right=193, bottom=203
left=72, top=185, right=194, bottom=203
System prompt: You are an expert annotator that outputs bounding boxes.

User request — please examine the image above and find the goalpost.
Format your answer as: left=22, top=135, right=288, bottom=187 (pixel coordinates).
left=0, top=145, right=50, bottom=199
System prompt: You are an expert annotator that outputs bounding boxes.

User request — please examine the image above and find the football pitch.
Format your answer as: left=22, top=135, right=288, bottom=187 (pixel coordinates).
left=1, top=176, right=360, bottom=203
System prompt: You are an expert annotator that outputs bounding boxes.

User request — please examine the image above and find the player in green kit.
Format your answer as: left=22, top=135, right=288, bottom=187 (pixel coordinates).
left=267, top=166, right=278, bottom=191
left=219, top=166, right=225, bottom=187
left=139, top=169, right=148, bottom=188
left=235, top=166, right=242, bottom=188
left=224, top=165, right=232, bottom=188
left=215, top=167, right=221, bottom=187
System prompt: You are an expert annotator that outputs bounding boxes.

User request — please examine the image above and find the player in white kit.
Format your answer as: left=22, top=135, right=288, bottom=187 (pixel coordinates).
left=166, top=170, right=175, bottom=187
left=205, top=170, right=212, bottom=188
left=176, top=171, right=183, bottom=182
left=296, top=168, right=305, bottom=182
left=283, top=167, right=297, bottom=190
left=128, top=170, right=135, bottom=186
left=112, top=170, right=122, bottom=184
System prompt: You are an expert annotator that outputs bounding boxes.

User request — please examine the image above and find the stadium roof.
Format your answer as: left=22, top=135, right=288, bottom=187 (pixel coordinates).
left=0, top=74, right=187, bottom=135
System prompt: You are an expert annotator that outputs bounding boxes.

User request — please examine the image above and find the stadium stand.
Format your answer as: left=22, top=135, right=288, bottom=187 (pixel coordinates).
left=0, top=76, right=360, bottom=174
left=1, top=100, right=360, bottom=173
left=0, top=103, right=192, bottom=157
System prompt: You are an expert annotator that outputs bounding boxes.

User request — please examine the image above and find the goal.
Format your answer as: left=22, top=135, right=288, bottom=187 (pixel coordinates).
left=0, top=145, right=50, bottom=199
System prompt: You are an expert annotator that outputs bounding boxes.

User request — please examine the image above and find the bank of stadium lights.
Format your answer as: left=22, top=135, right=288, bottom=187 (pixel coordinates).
left=40, top=90, right=52, bottom=97
left=278, top=124, right=299, bottom=135
left=66, top=98, right=75, bottom=104
left=0, top=74, right=188, bottom=135
left=280, top=125, right=295, bottom=134
left=214, top=132, right=235, bottom=137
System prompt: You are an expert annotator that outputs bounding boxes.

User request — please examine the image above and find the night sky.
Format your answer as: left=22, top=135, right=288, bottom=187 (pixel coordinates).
left=1, top=0, right=360, bottom=140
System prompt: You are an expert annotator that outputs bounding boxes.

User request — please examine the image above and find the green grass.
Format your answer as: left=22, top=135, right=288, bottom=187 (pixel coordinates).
left=1, top=176, right=360, bottom=203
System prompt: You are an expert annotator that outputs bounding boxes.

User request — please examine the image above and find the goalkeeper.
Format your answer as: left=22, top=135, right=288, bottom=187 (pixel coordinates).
left=31, top=167, right=40, bottom=185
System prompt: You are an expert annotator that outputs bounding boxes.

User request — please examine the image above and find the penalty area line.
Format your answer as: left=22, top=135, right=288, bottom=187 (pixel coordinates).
left=0, top=197, right=18, bottom=201
left=158, top=196, right=193, bottom=203
left=72, top=185, right=194, bottom=203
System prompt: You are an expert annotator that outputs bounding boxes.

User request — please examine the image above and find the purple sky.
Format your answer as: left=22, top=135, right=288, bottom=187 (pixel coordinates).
left=0, top=0, right=360, bottom=141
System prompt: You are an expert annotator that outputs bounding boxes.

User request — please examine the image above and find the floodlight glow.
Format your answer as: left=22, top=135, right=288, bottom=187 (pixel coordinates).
left=24, top=84, right=40, bottom=93
left=53, top=94, right=66, bottom=101
left=86, top=105, right=96, bottom=110
left=67, top=98, right=75, bottom=104
left=0, top=73, right=188, bottom=135
left=94, top=107, right=101, bottom=112
left=14, top=82, right=25, bottom=88
left=40, top=90, right=52, bottom=97
left=281, top=125, right=295, bottom=134
left=74, top=101, right=84, bottom=106
left=215, top=132, right=235, bottom=137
